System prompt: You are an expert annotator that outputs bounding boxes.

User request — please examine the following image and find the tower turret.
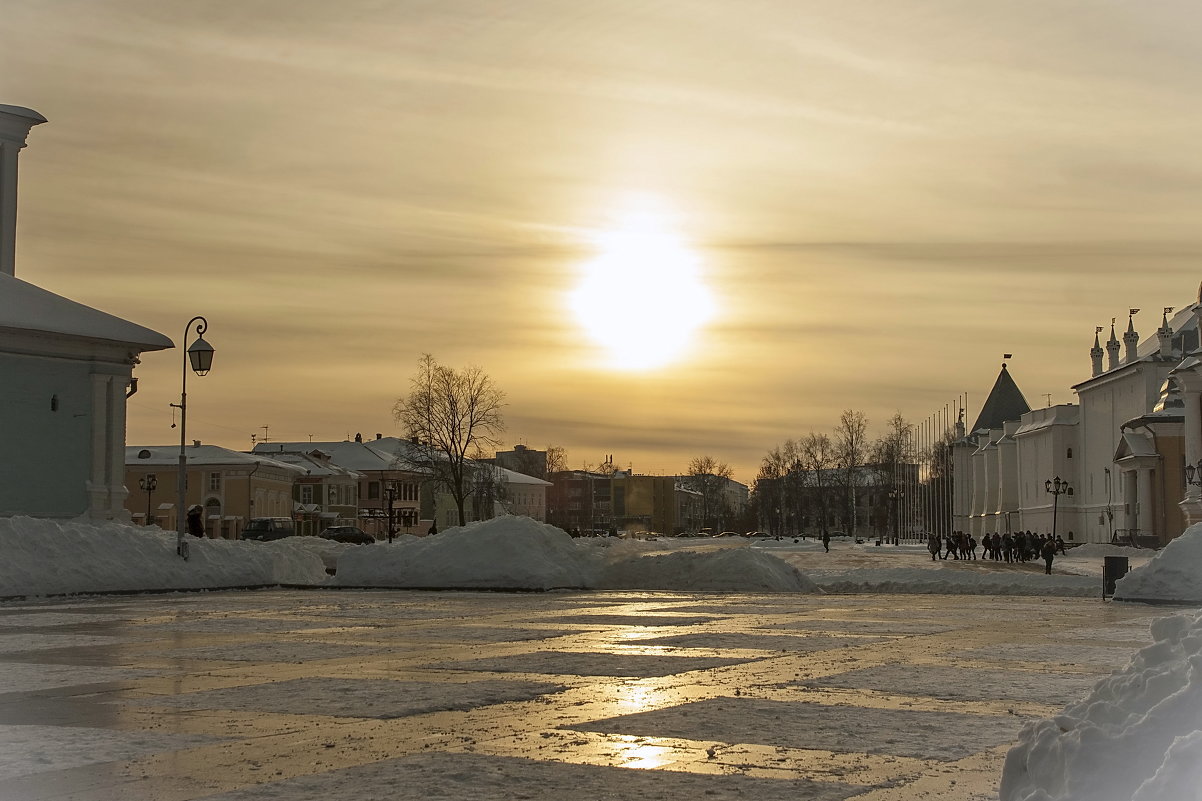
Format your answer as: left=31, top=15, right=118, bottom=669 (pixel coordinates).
left=1123, top=308, right=1140, bottom=363
left=1106, top=320, right=1121, bottom=371
left=1159, top=307, right=1174, bottom=358
left=0, top=104, right=47, bottom=277
left=1090, top=326, right=1104, bottom=376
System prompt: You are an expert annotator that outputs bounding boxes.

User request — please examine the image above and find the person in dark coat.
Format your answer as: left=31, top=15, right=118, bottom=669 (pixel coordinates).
left=821, top=530, right=830, bottom=553
left=1040, top=536, right=1057, bottom=574
left=185, top=505, right=205, bottom=538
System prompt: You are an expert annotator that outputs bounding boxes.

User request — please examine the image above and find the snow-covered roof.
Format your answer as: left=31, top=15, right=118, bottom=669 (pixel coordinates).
left=261, top=451, right=362, bottom=479
left=253, top=441, right=411, bottom=473
left=1, top=273, right=173, bottom=351
left=127, top=445, right=305, bottom=475
left=493, top=465, right=552, bottom=487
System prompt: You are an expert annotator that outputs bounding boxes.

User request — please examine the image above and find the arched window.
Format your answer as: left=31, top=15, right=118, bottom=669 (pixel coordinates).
left=1067, top=448, right=1073, bottom=459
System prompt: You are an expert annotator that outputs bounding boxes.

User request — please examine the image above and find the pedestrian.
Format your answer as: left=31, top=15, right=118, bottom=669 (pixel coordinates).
left=821, top=530, right=830, bottom=553
left=1056, top=535, right=1067, bottom=555
left=1040, top=535, right=1057, bottom=575
left=1001, top=532, right=1013, bottom=563
left=186, top=505, right=205, bottom=538
left=969, top=534, right=978, bottom=560
left=927, top=531, right=939, bottom=561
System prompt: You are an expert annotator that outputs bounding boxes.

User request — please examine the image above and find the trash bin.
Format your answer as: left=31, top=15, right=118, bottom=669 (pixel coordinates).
left=1103, top=555, right=1129, bottom=598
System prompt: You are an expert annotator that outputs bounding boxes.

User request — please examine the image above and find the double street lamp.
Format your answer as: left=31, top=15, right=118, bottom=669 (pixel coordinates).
left=171, top=317, right=214, bottom=560
left=138, top=473, right=157, bottom=526
left=1183, top=459, right=1202, bottom=487
left=1044, top=476, right=1073, bottom=541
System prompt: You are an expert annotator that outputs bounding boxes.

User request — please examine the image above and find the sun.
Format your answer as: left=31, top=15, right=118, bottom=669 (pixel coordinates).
left=569, top=207, right=715, bottom=370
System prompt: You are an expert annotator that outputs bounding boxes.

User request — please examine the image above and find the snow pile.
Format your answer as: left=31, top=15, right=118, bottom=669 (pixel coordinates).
left=0, top=517, right=328, bottom=597
left=1068, top=543, right=1143, bottom=560
left=1114, top=523, right=1202, bottom=604
left=999, top=611, right=1202, bottom=801
left=335, top=517, right=815, bottom=593
left=335, top=516, right=597, bottom=590
left=597, top=547, right=821, bottom=593
left=808, top=566, right=1097, bottom=596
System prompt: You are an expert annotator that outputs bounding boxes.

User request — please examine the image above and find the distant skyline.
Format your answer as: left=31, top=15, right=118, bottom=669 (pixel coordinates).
left=5, top=1, right=1202, bottom=482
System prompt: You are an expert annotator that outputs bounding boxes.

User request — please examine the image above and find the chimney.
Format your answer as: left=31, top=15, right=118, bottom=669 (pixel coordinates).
left=0, top=104, right=47, bottom=277
left=1123, top=309, right=1140, bottom=364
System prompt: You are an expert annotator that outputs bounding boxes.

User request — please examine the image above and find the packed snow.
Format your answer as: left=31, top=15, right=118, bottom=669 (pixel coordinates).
left=2, top=514, right=1196, bottom=600
left=1114, top=521, right=1202, bottom=604
left=1000, top=611, right=1202, bottom=801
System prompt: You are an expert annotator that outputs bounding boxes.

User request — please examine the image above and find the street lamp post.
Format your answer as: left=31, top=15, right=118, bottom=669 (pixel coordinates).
left=385, top=480, right=397, bottom=543
left=1183, top=459, right=1202, bottom=488
left=139, top=473, right=157, bottom=526
left=888, top=488, right=903, bottom=545
left=1044, top=476, right=1073, bottom=541
left=170, top=316, right=214, bottom=560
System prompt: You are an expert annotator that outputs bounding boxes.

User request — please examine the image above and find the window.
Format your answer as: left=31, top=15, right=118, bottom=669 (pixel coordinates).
left=209, top=472, right=221, bottom=491
left=368, top=481, right=380, bottom=500
left=300, top=485, right=313, bottom=504
left=1067, top=448, right=1073, bottom=459
left=329, top=485, right=338, bottom=503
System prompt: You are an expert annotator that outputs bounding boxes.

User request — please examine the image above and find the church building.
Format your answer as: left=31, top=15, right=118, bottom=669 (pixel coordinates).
left=954, top=296, right=1202, bottom=546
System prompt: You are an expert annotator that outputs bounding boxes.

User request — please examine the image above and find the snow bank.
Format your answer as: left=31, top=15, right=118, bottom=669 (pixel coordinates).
left=810, top=566, right=1097, bottom=596
left=334, top=516, right=598, bottom=590
left=335, top=517, right=816, bottom=593
left=1067, top=543, right=1144, bottom=560
left=1114, top=523, right=1202, bottom=604
left=597, top=547, right=821, bottom=593
left=999, top=611, right=1202, bottom=801
left=0, top=517, right=328, bottom=597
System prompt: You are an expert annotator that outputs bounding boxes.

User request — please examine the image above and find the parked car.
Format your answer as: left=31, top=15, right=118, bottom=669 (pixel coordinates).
left=714, top=531, right=739, bottom=537
left=319, top=525, right=375, bottom=545
left=241, top=517, right=296, bottom=541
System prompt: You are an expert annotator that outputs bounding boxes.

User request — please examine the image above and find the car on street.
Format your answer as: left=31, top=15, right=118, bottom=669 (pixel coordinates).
left=319, top=525, right=375, bottom=545
left=241, top=517, right=296, bottom=541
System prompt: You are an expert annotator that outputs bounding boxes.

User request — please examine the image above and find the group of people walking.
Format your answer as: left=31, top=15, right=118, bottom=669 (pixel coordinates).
left=926, top=530, right=1066, bottom=574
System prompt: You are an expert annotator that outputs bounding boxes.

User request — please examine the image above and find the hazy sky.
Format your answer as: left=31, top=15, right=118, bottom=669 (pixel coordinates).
left=5, top=0, right=1202, bottom=482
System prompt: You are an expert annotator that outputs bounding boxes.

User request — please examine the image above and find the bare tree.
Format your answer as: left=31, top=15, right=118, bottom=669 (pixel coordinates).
left=870, top=412, right=913, bottom=543
left=755, top=445, right=788, bottom=535
left=393, top=354, right=506, bottom=526
left=686, top=455, right=734, bottom=531
left=797, top=431, right=836, bottom=535
left=834, top=409, right=869, bottom=536
left=545, top=445, right=568, bottom=476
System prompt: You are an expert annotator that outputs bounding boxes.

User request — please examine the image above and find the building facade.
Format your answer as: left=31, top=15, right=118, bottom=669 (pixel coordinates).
left=1, top=104, right=172, bottom=521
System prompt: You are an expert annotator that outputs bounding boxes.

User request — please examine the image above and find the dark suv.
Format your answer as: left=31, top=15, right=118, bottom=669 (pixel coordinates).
left=319, top=525, right=375, bottom=545
left=241, top=517, right=296, bottom=541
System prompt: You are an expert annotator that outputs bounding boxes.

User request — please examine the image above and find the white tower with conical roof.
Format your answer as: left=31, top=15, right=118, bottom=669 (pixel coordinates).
left=0, top=104, right=46, bottom=277
left=1123, top=310, right=1140, bottom=364
left=1106, top=321, right=1121, bottom=371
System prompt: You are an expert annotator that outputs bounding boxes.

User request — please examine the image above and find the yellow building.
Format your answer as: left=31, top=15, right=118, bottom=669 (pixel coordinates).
left=126, top=444, right=303, bottom=538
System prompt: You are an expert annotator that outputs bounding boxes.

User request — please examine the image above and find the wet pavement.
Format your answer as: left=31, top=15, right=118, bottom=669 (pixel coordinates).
left=0, top=590, right=1159, bottom=800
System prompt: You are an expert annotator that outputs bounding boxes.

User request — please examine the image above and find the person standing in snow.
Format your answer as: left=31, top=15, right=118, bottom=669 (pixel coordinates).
left=821, top=530, right=830, bottom=553
left=927, top=532, right=940, bottom=561
left=1040, top=536, right=1056, bottom=574
left=186, top=505, right=205, bottom=538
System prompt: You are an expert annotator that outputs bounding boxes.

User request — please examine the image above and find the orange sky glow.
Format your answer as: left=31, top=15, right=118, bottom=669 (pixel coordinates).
left=5, top=1, right=1202, bottom=483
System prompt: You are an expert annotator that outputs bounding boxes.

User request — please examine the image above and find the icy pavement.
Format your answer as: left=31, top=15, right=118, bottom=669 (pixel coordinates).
left=0, top=589, right=1162, bottom=801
